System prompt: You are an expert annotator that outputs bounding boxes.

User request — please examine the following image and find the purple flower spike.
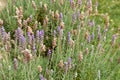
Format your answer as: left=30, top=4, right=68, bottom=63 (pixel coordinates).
left=28, top=32, right=32, bottom=44
left=91, top=32, right=94, bottom=40
left=57, top=26, right=61, bottom=34
left=97, top=25, right=100, bottom=33
left=39, top=74, right=45, bottom=80
left=19, top=35, right=26, bottom=50
left=77, top=11, right=80, bottom=18
left=68, top=32, right=71, bottom=42
left=48, top=49, right=51, bottom=59
left=31, top=34, right=34, bottom=44
left=70, top=0, right=73, bottom=6
left=0, top=26, right=6, bottom=40
left=15, top=27, right=23, bottom=40
left=32, top=44, right=36, bottom=54
left=36, top=30, right=40, bottom=43
left=64, top=62, right=68, bottom=74
left=87, top=35, right=91, bottom=43
left=98, top=32, right=101, bottom=41
left=59, top=12, right=63, bottom=20
left=57, top=26, right=63, bottom=39
left=39, top=30, right=44, bottom=43
left=68, top=57, right=71, bottom=66
left=72, top=12, right=76, bottom=23
left=112, top=34, right=116, bottom=45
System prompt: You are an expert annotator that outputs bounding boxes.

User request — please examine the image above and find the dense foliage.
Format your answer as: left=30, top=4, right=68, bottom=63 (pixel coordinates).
left=0, top=0, right=120, bottom=80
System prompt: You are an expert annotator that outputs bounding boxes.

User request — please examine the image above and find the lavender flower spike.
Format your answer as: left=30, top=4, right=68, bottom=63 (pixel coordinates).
left=59, top=12, right=63, bottom=20
left=39, top=74, right=46, bottom=80
left=68, top=32, right=71, bottom=42
left=48, top=49, right=51, bottom=59
left=39, top=30, right=44, bottom=43
left=19, top=35, right=26, bottom=50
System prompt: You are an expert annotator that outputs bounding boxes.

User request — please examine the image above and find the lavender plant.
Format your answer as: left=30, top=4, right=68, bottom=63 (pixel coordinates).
left=0, top=0, right=120, bottom=80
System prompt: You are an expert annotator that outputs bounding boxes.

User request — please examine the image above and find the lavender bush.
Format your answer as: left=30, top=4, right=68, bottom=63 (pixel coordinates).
left=0, top=0, right=120, bottom=80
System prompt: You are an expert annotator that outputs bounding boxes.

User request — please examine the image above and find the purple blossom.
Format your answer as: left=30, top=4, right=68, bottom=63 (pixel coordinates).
left=27, top=32, right=32, bottom=45
left=87, top=35, right=91, bottom=43
left=97, top=25, right=100, bottom=33
left=32, top=44, right=36, bottom=54
left=57, top=26, right=63, bottom=39
left=15, top=27, right=23, bottom=40
left=31, top=34, right=35, bottom=44
left=36, top=30, right=40, bottom=43
left=48, top=49, right=51, bottom=59
left=19, top=35, right=26, bottom=50
left=68, top=57, right=71, bottom=66
left=64, top=62, right=68, bottom=74
left=68, top=32, right=71, bottom=42
left=39, top=30, right=44, bottom=43
left=70, top=0, right=73, bottom=6
left=57, top=26, right=61, bottom=34
left=59, top=12, right=63, bottom=20
left=39, top=74, right=46, bottom=80
left=88, top=19, right=95, bottom=27
left=0, top=26, right=6, bottom=39
left=91, top=32, right=94, bottom=40
left=112, top=34, right=116, bottom=45
left=77, top=11, right=80, bottom=19
left=72, top=12, right=76, bottom=23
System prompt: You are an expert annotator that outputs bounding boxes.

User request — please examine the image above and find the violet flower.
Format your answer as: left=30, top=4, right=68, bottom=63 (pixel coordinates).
left=48, top=49, right=51, bottom=59
left=70, top=0, right=73, bottom=7
left=57, top=26, right=63, bottom=39
left=68, top=32, right=71, bottom=42
left=59, top=12, right=63, bottom=20
left=39, top=74, right=46, bottom=80
left=87, top=35, right=91, bottom=43
left=31, top=34, right=35, bottom=44
left=112, top=34, right=116, bottom=45
left=0, top=26, right=6, bottom=40
left=64, top=62, right=68, bottom=74
left=36, top=30, right=40, bottom=44
left=72, top=12, right=76, bottom=23
left=39, top=30, right=44, bottom=44
left=91, top=32, right=94, bottom=40
left=15, top=27, right=23, bottom=40
left=32, top=44, right=36, bottom=55
left=27, top=32, right=32, bottom=45
left=68, top=57, right=72, bottom=67
left=19, top=35, right=26, bottom=50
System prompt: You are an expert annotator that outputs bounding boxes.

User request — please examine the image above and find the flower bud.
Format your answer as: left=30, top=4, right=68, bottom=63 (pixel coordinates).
left=79, top=51, right=83, bottom=62
left=38, top=65, right=42, bottom=73
left=58, top=60, right=64, bottom=68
